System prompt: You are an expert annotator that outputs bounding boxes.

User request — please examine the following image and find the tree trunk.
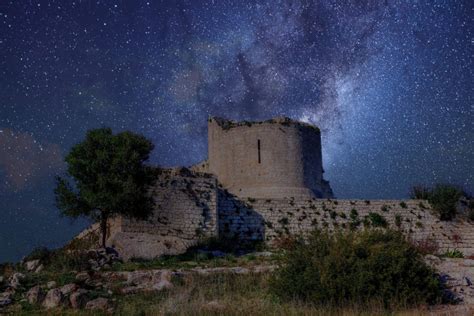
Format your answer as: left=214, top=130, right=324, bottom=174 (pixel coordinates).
left=100, top=213, right=108, bottom=248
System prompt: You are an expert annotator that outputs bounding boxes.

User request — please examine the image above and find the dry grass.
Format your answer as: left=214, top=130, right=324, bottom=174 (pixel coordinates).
left=7, top=271, right=467, bottom=315
left=111, top=273, right=447, bottom=316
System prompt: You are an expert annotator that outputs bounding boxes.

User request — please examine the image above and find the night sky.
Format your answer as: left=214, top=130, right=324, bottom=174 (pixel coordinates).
left=1, top=0, right=472, bottom=263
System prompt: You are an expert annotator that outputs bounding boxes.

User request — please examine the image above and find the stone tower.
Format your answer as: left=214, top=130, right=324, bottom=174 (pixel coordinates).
left=205, top=117, right=333, bottom=199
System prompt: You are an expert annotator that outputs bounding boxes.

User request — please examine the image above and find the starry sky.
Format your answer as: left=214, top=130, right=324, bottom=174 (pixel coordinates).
left=0, top=0, right=472, bottom=263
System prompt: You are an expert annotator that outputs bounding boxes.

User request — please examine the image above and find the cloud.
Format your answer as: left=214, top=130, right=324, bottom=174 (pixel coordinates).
left=0, top=129, right=64, bottom=191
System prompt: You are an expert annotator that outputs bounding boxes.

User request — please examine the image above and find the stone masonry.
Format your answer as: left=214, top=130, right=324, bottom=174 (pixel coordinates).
left=107, top=169, right=218, bottom=260
left=99, top=117, right=474, bottom=260
left=218, top=195, right=474, bottom=256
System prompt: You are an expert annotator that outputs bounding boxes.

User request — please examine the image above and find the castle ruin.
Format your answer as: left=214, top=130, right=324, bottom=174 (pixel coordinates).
left=194, top=117, right=333, bottom=199
left=100, top=117, right=474, bottom=260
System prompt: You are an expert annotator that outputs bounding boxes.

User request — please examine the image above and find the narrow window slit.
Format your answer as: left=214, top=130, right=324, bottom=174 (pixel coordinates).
left=258, top=139, right=261, bottom=164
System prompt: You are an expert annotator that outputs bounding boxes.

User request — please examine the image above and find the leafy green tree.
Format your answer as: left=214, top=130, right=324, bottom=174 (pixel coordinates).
left=55, top=128, right=155, bottom=248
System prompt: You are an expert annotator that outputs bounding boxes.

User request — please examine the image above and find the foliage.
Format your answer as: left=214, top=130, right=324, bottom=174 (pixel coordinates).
left=55, top=128, right=155, bottom=247
left=469, top=209, right=474, bottom=221
left=0, top=262, right=15, bottom=279
left=25, top=246, right=92, bottom=272
left=428, top=185, right=464, bottom=221
left=269, top=229, right=441, bottom=307
left=394, top=214, right=402, bottom=227
left=443, top=249, right=464, bottom=258
left=350, top=209, right=358, bottom=220
left=410, top=185, right=432, bottom=200
left=410, top=184, right=465, bottom=221
left=367, top=212, right=388, bottom=228
left=272, top=235, right=299, bottom=251
left=24, top=247, right=52, bottom=263
left=412, top=237, right=439, bottom=255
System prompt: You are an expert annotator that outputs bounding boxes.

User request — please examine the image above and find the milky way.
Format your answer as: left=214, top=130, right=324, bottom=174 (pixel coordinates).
left=0, top=0, right=472, bottom=262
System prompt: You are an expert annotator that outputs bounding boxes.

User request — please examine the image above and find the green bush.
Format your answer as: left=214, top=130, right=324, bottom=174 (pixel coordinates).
left=24, top=246, right=92, bottom=272
left=367, top=212, right=388, bottom=228
left=428, top=185, right=463, bottom=221
left=410, top=186, right=432, bottom=200
left=394, top=214, right=402, bottom=227
left=443, top=249, right=464, bottom=258
left=24, top=247, right=52, bottom=263
left=468, top=209, right=474, bottom=221
left=47, top=250, right=91, bottom=272
left=270, top=229, right=441, bottom=307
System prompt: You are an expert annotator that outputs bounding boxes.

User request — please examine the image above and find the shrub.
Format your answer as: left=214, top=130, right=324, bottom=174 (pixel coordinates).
left=395, top=214, right=402, bottom=227
left=47, top=250, right=92, bottom=272
left=272, top=235, right=299, bottom=251
left=399, top=202, right=407, bottom=209
left=443, top=249, right=464, bottom=258
left=24, top=247, right=52, bottom=263
left=24, top=246, right=90, bottom=272
left=410, top=186, right=432, bottom=200
left=350, top=209, right=358, bottom=220
left=469, top=209, right=474, bottom=221
left=368, top=212, right=388, bottom=228
left=270, top=229, right=441, bottom=307
left=278, top=217, right=289, bottom=225
left=428, top=184, right=463, bottom=221
left=412, top=237, right=439, bottom=255
left=349, top=220, right=361, bottom=230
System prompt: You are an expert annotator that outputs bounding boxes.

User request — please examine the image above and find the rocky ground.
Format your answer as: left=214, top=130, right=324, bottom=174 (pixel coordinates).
left=2, top=249, right=474, bottom=315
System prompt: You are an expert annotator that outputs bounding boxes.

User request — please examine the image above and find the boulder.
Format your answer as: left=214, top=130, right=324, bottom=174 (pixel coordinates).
left=0, top=292, right=13, bottom=308
left=35, top=264, right=44, bottom=273
left=69, top=289, right=89, bottom=309
left=8, top=273, right=25, bottom=289
left=153, top=270, right=173, bottom=291
left=85, top=297, right=109, bottom=311
left=60, top=283, right=78, bottom=296
left=126, top=270, right=153, bottom=286
left=25, top=259, right=41, bottom=272
left=26, top=285, right=44, bottom=305
left=42, top=288, right=63, bottom=309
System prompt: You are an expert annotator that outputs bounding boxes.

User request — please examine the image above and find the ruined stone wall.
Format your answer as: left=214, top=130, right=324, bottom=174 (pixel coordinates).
left=107, top=171, right=218, bottom=260
left=208, top=117, right=332, bottom=199
left=121, top=172, right=218, bottom=238
left=218, top=196, right=474, bottom=256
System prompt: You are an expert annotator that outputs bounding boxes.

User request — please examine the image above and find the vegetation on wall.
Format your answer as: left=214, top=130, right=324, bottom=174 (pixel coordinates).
left=410, top=184, right=467, bottom=221
left=429, top=185, right=464, bottom=221
left=367, top=212, right=388, bottom=227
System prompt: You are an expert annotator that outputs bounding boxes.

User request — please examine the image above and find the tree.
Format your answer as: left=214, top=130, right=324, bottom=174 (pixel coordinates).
left=55, top=128, right=155, bottom=248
